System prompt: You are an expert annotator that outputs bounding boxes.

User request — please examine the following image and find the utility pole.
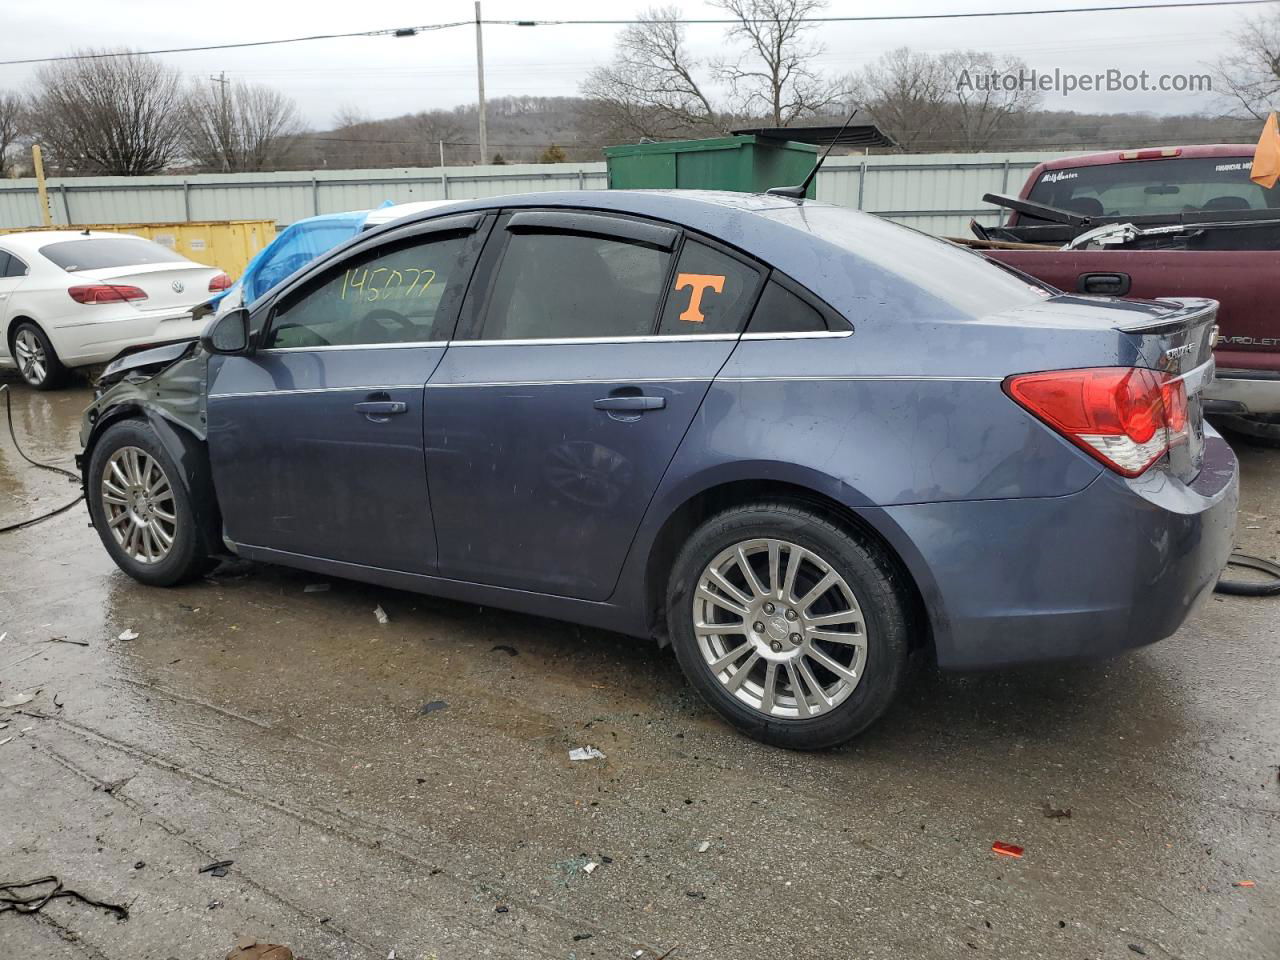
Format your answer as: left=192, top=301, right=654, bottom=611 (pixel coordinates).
left=211, top=71, right=231, bottom=172
left=474, top=1, right=487, bottom=165
left=31, top=145, right=53, bottom=227
left=439, top=140, right=445, bottom=168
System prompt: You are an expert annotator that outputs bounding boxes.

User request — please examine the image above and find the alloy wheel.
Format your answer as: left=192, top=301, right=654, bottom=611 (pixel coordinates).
left=693, top=538, right=868, bottom=720
left=14, top=328, right=47, bottom=386
left=100, top=446, right=178, bottom=564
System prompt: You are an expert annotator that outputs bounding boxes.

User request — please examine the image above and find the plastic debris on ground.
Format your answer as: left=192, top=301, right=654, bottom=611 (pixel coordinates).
left=199, top=860, right=234, bottom=877
left=697, top=840, right=711, bottom=853
left=583, top=861, right=598, bottom=874
left=569, top=746, right=606, bottom=761
left=117, top=629, right=139, bottom=641
left=1233, top=880, right=1256, bottom=888
left=303, top=583, right=331, bottom=593
left=418, top=700, right=448, bottom=716
left=0, top=692, right=34, bottom=708
left=991, top=841, right=1024, bottom=858
left=374, top=605, right=389, bottom=624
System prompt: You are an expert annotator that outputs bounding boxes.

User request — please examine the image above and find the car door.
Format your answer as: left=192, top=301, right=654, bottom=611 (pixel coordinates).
left=206, top=213, right=491, bottom=574
left=0, top=250, right=29, bottom=344
left=424, top=210, right=764, bottom=601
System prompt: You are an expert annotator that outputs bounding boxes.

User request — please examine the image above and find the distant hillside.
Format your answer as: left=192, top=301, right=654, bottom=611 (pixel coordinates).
left=282, top=95, right=1260, bottom=169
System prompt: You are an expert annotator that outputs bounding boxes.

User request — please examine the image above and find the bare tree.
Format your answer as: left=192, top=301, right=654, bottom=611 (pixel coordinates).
left=185, top=80, right=304, bottom=172
left=942, top=52, right=1041, bottom=151
left=581, top=6, right=721, bottom=140
left=28, top=49, right=185, bottom=175
left=851, top=48, right=950, bottom=151
left=0, top=91, right=25, bottom=177
left=1215, top=9, right=1280, bottom=119
left=712, top=0, right=847, bottom=126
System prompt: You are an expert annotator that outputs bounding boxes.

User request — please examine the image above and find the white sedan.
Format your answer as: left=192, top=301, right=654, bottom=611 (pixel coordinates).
left=0, top=230, right=230, bottom=390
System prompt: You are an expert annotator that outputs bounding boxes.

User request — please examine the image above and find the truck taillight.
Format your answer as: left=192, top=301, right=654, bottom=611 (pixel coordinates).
left=68, top=284, right=148, bottom=304
left=1119, top=148, right=1182, bottom=160
left=208, top=272, right=232, bottom=292
left=1003, top=367, right=1189, bottom=477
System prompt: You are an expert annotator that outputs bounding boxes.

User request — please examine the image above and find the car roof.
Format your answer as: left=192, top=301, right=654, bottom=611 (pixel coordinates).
left=1036, top=144, right=1255, bottom=172
left=0, top=229, right=155, bottom=254
left=371, top=188, right=937, bottom=322
left=364, top=200, right=461, bottom=226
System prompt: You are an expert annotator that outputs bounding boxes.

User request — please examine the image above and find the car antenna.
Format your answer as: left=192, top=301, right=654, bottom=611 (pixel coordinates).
left=766, top=109, right=858, bottom=200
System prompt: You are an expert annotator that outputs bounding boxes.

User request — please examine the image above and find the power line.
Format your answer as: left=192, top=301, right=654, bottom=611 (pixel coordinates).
left=0, top=22, right=469, bottom=67
left=0, top=1, right=1271, bottom=67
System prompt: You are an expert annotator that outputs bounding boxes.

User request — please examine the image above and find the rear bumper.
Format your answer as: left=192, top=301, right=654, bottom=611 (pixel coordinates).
left=882, top=431, right=1238, bottom=670
left=54, top=310, right=207, bottom=367
left=1204, top=367, right=1280, bottom=416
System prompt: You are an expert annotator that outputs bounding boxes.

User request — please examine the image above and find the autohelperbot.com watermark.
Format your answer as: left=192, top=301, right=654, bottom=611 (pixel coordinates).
left=957, top=67, right=1212, bottom=98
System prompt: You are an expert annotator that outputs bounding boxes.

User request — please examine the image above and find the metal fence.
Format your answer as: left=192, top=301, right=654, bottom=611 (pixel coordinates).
left=0, top=151, right=1078, bottom=238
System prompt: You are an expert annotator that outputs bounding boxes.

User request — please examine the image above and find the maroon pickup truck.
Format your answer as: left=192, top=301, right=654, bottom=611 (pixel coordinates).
left=976, top=144, right=1280, bottom=434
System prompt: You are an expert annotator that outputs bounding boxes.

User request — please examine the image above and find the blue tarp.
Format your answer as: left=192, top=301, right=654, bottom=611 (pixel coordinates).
left=214, top=209, right=371, bottom=308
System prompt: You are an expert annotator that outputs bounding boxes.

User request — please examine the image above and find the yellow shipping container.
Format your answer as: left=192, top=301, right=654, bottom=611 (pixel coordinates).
left=0, top=219, right=275, bottom=280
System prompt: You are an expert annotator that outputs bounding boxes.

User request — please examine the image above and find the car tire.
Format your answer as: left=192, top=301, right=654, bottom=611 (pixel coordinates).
left=667, top=502, right=913, bottom=750
left=87, top=420, right=213, bottom=587
left=11, top=321, right=67, bottom=390
left=1212, top=413, right=1280, bottom=449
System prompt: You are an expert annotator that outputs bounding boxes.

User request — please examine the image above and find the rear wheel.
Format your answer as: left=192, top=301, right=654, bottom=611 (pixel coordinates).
left=667, top=502, right=913, bottom=750
left=12, top=321, right=67, bottom=390
left=87, top=420, right=212, bottom=586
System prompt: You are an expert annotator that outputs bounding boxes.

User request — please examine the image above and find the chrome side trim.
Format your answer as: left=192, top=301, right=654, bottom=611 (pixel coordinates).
left=428, top=376, right=712, bottom=389
left=209, top=383, right=422, bottom=400
left=447, top=334, right=740, bottom=346
left=739, top=330, right=852, bottom=340
left=259, top=341, right=447, bottom=353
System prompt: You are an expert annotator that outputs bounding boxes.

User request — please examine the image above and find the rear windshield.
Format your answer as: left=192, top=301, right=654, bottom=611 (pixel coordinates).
left=778, top=205, right=1052, bottom=320
left=1027, top=155, right=1275, bottom=218
left=40, top=238, right=187, bottom=272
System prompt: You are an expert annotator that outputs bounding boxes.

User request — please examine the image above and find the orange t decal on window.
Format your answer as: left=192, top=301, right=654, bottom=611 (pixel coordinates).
left=674, top=273, right=726, bottom=324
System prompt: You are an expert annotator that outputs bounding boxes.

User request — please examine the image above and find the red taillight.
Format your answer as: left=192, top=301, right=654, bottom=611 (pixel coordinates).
left=208, top=272, right=232, bottom=292
left=68, top=284, right=148, bottom=304
left=1003, top=367, right=1189, bottom=477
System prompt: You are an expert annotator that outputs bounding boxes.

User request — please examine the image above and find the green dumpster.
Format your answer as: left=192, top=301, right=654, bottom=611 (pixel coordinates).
left=603, top=135, right=818, bottom=197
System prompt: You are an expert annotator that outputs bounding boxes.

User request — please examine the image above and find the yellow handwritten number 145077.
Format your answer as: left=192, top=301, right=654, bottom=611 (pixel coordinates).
left=341, top=267, right=437, bottom=302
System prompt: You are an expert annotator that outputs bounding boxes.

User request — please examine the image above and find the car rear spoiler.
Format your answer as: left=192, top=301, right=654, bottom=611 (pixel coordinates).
left=1115, top=297, right=1217, bottom=335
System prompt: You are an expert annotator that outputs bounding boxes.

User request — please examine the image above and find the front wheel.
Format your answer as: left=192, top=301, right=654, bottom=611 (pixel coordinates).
left=667, top=502, right=913, bottom=750
left=87, top=420, right=212, bottom=586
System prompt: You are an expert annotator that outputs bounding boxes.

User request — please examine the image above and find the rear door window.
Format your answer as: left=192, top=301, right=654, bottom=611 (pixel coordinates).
left=657, top=239, right=762, bottom=336
left=39, top=238, right=187, bottom=271
left=479, top=230, right=671, bottom=340
left=1026, top=156, right=1276, bottom=217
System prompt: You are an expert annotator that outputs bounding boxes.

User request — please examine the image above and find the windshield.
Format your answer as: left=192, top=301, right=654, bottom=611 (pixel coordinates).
left=41, top=237, right=187, bottom=272
left=771, top=204, right=1052, bottom=321
left=1026, top=155, right=1274, bottom=218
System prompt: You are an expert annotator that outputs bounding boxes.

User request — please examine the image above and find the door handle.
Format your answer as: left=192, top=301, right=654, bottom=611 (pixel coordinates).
left=354, top=400, right=407, bottom=420
left=593, top=396, right=665, bottom=412
left=1078, top=272, right=1131, bottom=296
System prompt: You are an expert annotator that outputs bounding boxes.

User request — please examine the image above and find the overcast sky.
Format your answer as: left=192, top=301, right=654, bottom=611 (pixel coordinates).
left=0, top=0, right=1260, bottom=128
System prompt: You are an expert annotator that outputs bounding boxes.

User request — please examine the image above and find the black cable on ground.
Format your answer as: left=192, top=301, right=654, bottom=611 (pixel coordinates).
left=0, top=384, right=84, bottom=534
left=1216, top=551, right=1280, bottom=597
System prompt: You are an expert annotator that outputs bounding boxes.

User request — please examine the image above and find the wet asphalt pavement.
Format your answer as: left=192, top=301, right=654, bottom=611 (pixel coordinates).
left=0, top=371, right=1276, bottom=960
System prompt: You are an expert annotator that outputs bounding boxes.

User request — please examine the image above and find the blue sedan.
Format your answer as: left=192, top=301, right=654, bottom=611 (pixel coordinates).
left=78, top=191, right=1238, bottom=749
